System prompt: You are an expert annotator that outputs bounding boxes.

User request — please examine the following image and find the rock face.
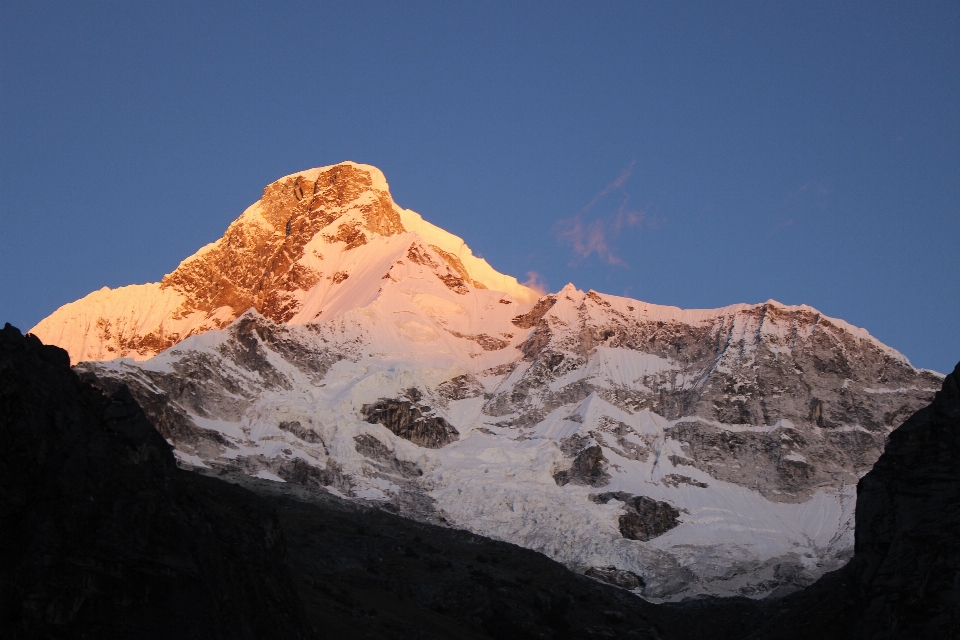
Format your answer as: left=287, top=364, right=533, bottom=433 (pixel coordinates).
left=28, top=162, right=943, bottom=600
left=619, top=496, right=681, bottom=542
left=591, top=492, right=682, bottom=541
left=0, top=324, right=310, bottom=639
left=163, top=163, right=405, bottom=325
left=584, top=566, right=647, bottom=590
left=492, top=286, right=940, bottom=504
left=553, top=444, right=611, bottom=487
left=362, top=390, right=460, bottom=449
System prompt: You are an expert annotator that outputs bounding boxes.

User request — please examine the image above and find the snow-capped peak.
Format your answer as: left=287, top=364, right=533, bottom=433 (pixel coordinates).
left=31, top=162, right=539, bottom=363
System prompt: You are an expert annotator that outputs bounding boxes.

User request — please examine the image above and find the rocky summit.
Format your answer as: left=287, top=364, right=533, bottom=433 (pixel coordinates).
left=30, top=162, right=942, bottom=600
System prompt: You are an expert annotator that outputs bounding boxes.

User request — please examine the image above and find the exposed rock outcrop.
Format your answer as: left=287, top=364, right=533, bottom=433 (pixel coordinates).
left=362, top=390, right=460, bottom=449
left=661, top=474, right=709, bottom=489
left=554, top=444, right=611, bottom=487
left=585, top=566, right=646, bottom=590
left=665, top=420, right=874, bottom=502
left=619, top=496, right=682, bottom=542
left=511, top=294, right=557, bottom=328
left=434, top=374, right=485, bottom=401
left=591, top=492, right=682, bottom=541
left=164, top=163, right=404, bottom=324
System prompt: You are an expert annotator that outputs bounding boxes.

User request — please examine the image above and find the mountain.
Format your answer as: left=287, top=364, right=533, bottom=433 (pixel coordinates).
left=30, top=162, right=942, bottom=600
left=32, top=162, right=538, bottom=363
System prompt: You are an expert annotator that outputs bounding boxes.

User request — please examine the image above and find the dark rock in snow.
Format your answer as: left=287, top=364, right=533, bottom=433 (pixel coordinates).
left=510, top=294, right=557, bottom=328
left=661, top=474, right=709, bottom=488
left=619, top=496, right=682, bottom=542
left=553, top=444, right=611, bottom=487
left=585, top=566, right=646, bottom=590
left=435, top=373, right=485, bottom=401
left=353, top=433, right=422, bottom=478
left=591, top=492, right=682, bottom=541
left=278, top=419, right=324, bottom=443
left=362, top=392, right=459, bottom=448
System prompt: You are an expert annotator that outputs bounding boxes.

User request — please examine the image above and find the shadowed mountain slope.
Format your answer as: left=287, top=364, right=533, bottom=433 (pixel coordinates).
left=2, top=324, right=957, bottom=638
left=0, top=323, right=678, bottom=638
left=0, top=324, right=310, bottom=638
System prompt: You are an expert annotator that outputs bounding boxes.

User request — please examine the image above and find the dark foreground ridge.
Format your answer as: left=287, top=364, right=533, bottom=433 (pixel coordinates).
left=0, top=324, right=309, bottom=638
left=1, top=323, right=957, bottom=639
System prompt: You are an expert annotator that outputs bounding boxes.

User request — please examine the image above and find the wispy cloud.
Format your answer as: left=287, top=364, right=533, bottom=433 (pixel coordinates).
left=581, top=160, right=636, bottom=214
left=768, top=180, right=830, bottom=237
left=521, top=271, right=548, bottom=295
left=555, top=163, right=650, bottom=267
left=784, top=180, right=831, bottom=207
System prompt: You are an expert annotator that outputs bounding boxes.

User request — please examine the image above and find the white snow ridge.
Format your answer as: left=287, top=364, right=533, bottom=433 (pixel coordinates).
left=33, top=162, right=942, bottom=601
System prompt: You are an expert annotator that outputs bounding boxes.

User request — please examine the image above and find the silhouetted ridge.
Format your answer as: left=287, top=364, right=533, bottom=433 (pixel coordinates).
left=846, top=359, right=960, bottom=635
left=0, top=323, right=309, bottom=639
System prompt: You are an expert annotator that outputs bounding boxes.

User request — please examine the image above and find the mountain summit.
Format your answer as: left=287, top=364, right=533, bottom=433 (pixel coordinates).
left=30, top=162, right=941, bottom=600
left=32, top=162, right=538, bottom=363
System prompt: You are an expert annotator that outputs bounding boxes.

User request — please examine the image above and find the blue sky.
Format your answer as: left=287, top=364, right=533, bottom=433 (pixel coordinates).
left=1, top=2, right=958, bottom=372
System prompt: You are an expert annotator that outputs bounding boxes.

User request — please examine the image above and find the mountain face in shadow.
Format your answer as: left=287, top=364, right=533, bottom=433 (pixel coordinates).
left=0, top=321, right=679, bottom=638
left=0, top=324, right=310, bottom=639
left=853, top=357, right=960, bottom=634
left=2, top=322, right=957, bottom=639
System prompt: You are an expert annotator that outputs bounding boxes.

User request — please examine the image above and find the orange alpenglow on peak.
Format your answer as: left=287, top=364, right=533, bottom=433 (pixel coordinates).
left=30, top=162, right=541, bottom=363
left=164, top=162, right=407, bottom=323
